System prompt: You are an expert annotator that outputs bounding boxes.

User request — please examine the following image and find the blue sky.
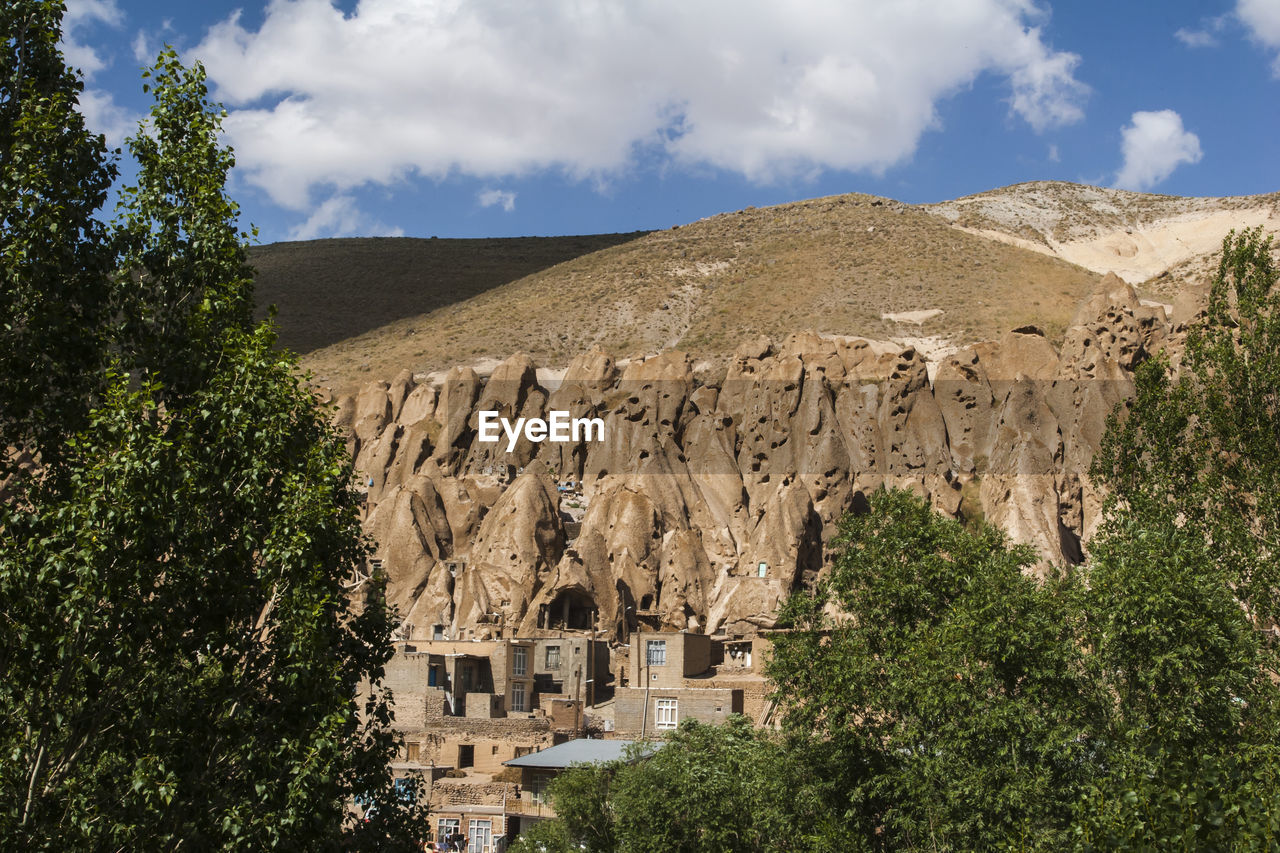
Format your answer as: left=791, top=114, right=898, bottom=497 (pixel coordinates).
left=64, top=0, right=1280, bottom=243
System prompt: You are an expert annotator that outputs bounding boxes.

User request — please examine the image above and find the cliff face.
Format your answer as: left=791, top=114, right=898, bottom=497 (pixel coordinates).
left=339, top=275, right=1182, bottom=642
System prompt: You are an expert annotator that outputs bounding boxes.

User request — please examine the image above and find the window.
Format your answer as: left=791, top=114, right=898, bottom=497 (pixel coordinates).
left=545, top=645, right=561, bottom=670
left=437, top=818, right=460, bottom=845
left=532, top=772, right=553, bottom=803
left=468, top=819, right=491, bottom=853
left=406, top=741, right=419, bottom=763
left=512, top=646, right=528, bottom=676
left=511, top=681, right=527, bottom=713
left=432, top=624, right=445, bottom=640
left=655, top=698, right=678, bottom=729
left=646, top=639, right=667, bottom=667
left=458, top=744, right=474, bottom=768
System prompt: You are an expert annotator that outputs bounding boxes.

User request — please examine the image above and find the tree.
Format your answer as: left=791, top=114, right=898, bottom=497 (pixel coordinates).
left=0, top=0, right=118, bottom=463
left=517, top=718, right=838, bottom=853
left=1068, top=516, right=1280, bottom=850
left=767, top=489, right=1097, bottom=851
left=1075, top=228, right=1280, bottom=849
left=0, top=5, right=424, bottom=848
left=607, top=718, right=836, bottom=853
left=1093, top=227, right=1280, bottom=624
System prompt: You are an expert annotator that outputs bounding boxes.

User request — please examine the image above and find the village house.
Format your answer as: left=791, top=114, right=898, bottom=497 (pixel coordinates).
left=613, top=630, right=775, bottom=736
left=379, top=634, right=616, bottom=852
left=502, top=739, right=656, bottom=835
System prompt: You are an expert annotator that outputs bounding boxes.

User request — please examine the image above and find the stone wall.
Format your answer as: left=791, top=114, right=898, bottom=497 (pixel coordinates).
left=613, top=686, right=741, bottom=735
left=627, top=631, right=712, bottom=689
left=431, top=780, right=516, bottom=807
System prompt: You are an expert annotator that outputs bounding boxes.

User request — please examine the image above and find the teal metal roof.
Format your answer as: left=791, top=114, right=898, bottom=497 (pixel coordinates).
left=503, top=738, right=653, bottom=769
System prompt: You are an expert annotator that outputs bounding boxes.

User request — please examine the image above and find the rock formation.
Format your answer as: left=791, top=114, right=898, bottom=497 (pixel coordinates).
left=344, top=277, right=1175, bottom=641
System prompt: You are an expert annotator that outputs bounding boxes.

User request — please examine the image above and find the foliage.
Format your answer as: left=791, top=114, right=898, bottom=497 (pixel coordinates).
left=0, top=5, right=424, bottom=849
left=548, top=759, right=617, bottom=853
left=768, top=489, right=1097, bottom=851
left=0, top=0, right=118, bottom=462
left=527, top=718, right=839, bottom=853
left=608, top=718, right=837, bottom=853
left=506, top=814, right=576, bottom=853
left=1068, top=521, right=1280, bottom=848
left=1075, top=227, right=1280, bottom=849
left=1093, top=226, right=1280, bottom=623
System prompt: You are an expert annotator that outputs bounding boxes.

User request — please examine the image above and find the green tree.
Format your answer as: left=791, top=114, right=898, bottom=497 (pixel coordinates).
left=768, top=489, right=1097, bottom=851
left=520, top=718, right=838, bottom=853
left=1074, top=228, right=1280, bottom=849
left=1093, top=227, right=1280, bottom=623
left=507, top=816, right=576, bottom=853
left=0, top=0, right=118, bottom=462
left=547, top=759, right=617, bottom=853
left=607, top=718, right=836, bottom=853
left=0, top=6, right=425, bottom=849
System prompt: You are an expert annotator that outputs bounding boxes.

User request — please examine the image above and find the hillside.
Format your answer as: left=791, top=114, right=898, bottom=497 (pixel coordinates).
left=291, top=194, right=1103, bottom=391
left=249, top=232, right=646, bottom=356
left=924, top=181, right=1280, bottom=295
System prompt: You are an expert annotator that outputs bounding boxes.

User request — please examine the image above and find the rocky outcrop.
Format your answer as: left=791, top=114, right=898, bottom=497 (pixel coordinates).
left=343, top=278, right=1171, bottom=640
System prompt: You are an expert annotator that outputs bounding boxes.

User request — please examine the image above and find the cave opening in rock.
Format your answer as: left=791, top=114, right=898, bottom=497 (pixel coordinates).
left=547, top=588, right=595, bottom=631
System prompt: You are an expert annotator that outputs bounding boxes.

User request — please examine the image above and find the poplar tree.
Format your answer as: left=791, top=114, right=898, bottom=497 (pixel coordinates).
left=0, top=3, right=425, bottom=848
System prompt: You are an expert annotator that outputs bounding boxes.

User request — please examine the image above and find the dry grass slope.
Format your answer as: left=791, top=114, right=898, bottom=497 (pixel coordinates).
left=250, top=233, right=647, bottom=356
left=297, top=193, right=1104, bottom=391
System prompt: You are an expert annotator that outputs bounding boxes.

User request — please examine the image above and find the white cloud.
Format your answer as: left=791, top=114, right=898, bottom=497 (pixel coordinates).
left=61, top=1, right=140, bottom=146
left=1113, top=109, right=1203, bottom=192
left=78, top=89, right=135, bottom=147
left=1048, top=144, right=1060, bottom=163
left=478, top=189, right=517, bottom=213
left=62, top=0, right=123, bottom=78
left=1175, top=27, right=1219, bottom=48
left=287, top=194, right=405, bottom=241
left=1238, top=0, right=1280, bottom=74
left=132, top=30, right=153, bottom=64
left=1175, top=14, right=1229, bottom=48
left=192, top=0, right=1089, bottom=210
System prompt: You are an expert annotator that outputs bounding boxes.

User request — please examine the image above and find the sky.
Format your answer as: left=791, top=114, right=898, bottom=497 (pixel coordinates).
left=63, top=0, right=1280, bottom=244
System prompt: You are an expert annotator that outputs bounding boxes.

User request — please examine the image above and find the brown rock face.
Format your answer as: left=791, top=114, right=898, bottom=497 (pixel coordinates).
left=348, top=278, right=1172, bottom=639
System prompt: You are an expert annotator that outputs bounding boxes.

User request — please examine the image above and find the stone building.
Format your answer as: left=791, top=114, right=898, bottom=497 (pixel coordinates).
left=612, top=630, right=777, bottom=736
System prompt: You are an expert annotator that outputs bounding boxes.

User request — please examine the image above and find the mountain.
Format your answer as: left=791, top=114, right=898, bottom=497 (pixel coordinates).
left=923, top=181, right=1280, bottom=295
left=249, top=232, right=646, bottom=357
left=266, top=183, right=1277, bottom=395
left=342, top=274, right=1178, bottom=640
left=246, top=181, right=1276, bottom=637
left=281, top=193, right=1104, bottom=392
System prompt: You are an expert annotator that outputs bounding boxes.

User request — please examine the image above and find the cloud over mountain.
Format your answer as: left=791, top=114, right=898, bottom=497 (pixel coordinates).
left=1113, top=109, right=1202, bottom=191
left=193, top=0, right=1088, bottom=210
left=1237, top=0, right=1280, bottom=74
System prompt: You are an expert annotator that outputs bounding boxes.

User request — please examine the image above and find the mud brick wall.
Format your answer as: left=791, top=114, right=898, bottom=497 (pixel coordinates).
left=613, top=686, right=740, bottom=735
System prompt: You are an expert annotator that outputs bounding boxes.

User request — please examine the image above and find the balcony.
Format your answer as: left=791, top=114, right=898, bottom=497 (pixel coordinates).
left=504, top=793, right=555, bottom=819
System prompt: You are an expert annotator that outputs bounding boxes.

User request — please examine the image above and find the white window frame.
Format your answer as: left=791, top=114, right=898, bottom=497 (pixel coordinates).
left=468, top=818, right=492, bottom=853
left=437, top=818, right=460, bottom=846
left=545, top=644, right=561, bottom=669
left=512, top=645, right=528, bottom=676
left=655, top=697, right=678, bottom=729
left=511, top=680, right=527, bottom=713
left=646, top=639, right=667, bottom=667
